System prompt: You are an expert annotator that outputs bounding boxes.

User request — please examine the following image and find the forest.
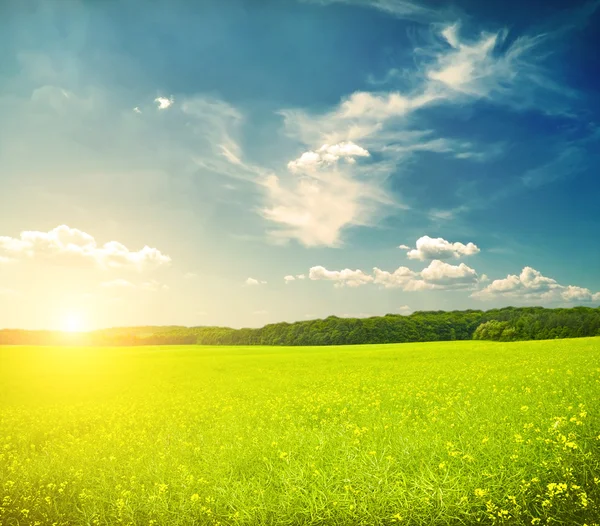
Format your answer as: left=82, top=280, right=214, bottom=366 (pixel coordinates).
left=1, top=306, right=599, bottom=346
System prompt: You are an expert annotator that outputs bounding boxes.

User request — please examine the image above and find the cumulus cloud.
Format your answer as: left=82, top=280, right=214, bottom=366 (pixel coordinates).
left=404, top=235, right=480, bottom=260
left=473, top=267, right=600, bottom=303
left=0, top=225, right=171, bottom=270
left=372, top=266, right=430, bottom=290
left=155, top=96, right=173, bottom=110
left=309, top=265, right=374, bottom=287
left=397, top=305, right=412, bottom=315
left=420, top=259, right=479, bottom=286
left=245, top=277, right=267, bottom=286
left=287, top=141, right=370, bottom=172
left=309, top=260, right=480, bottom=290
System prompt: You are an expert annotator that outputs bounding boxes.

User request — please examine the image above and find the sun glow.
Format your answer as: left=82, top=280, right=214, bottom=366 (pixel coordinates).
left=63, top=312, right=86, bottom=332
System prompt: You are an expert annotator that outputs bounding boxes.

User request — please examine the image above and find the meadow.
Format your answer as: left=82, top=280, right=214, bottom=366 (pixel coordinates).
left=1, top=338, right=599, bottom=525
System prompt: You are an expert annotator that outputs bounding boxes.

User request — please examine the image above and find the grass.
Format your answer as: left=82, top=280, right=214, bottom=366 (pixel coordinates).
left=1, top=338, right=600, bottom=525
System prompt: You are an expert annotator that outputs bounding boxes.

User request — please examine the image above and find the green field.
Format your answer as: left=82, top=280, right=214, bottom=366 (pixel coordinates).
left=1, top=339, right=600, bottom=525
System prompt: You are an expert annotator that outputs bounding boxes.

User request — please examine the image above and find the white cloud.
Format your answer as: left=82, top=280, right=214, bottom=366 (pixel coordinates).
left=473, top=267, right=600, bottom=303
left=425, top=25, right=574, bottom=112
left=284, top=275, right=296, bottom=283
left=296, top=274, right=306, bottom=279
left=420, top=259, right=479, bottom=287
left=398, top=244, right=410, bottom=250
left=404, top=235, right=480, bottom=260
left=373, top=266, right=430, bottom=290
left=397, top=305, right=412, bottom=315
left=155, top=96, right=173, bottom=110
left=245, top=277, right=267, bottom=286
left=309, top=259, right=479, bottom=291
left=133, top=106, right=142, bottom=114
left=0, top=225, right=171, bottom=270
left=288, top=141, right=370, bottom=172
left=261, top=166, right=390, bottom=247
left=309, top=265, right=374, bottom=287
left=272, top=21, right=562, bottom=247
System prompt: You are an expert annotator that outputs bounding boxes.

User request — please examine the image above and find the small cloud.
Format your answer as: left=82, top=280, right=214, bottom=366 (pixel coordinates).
left=296, top=274, right=306, bottom=279
left=133, top=107, right=142, bottom=114
left=284, top=275, right=296, bottom=283
left=404, top=235, right=480, bottom=261
left=155, top=96, right=174, bottom=110
left=398, top=244, right=410, bottom=250
left=245, top=277, right=267, bottom=286
left=397, top=305, right=412, bottom=315
left=288, top=141, right=370, bottom=173
left=309, top=265, right=374, bottom=287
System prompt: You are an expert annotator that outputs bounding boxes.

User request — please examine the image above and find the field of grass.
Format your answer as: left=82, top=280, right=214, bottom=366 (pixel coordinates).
left=1, top=338, right=600, bottom=525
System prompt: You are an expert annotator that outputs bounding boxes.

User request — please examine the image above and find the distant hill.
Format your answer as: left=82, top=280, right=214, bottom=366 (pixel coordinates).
left=1, top=306, right=599, bottom=346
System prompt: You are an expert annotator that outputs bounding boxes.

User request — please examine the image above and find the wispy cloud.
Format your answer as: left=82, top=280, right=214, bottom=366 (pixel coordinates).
left=268, top=14, right=580, bottom=246
left=302, top=0, right=455, bottom=23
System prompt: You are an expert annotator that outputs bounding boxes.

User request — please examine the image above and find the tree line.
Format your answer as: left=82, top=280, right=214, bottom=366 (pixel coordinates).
left=1, top=306, right=599, bottom=346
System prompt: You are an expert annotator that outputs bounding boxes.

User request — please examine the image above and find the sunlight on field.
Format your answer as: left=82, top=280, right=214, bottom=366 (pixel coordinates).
left=1, top=338, right=600, bottom=525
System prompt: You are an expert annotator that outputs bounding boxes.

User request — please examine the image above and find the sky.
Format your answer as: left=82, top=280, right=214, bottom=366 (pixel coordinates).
left=0, top=0, right=599, bottom=331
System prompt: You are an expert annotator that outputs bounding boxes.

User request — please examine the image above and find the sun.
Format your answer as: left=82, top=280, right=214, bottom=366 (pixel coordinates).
left=62, top=312, right=86, bottom=333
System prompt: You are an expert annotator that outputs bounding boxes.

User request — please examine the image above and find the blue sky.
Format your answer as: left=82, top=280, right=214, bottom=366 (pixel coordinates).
left=0, top=0, right=599, bottom=330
